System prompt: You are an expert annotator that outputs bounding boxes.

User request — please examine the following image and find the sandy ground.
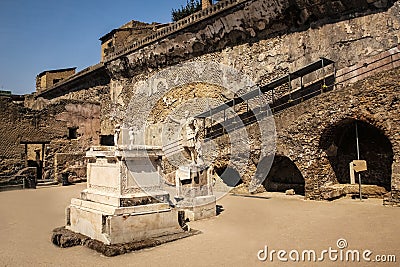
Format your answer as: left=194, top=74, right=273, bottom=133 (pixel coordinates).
left=0, top=184, right=399, bottom=267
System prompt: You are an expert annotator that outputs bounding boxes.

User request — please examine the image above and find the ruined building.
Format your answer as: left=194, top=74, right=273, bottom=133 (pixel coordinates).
left=1, top=0, right=399, bottom=206
left=100, top=20, right=167, bottom=62
left=36, top=68, right=76, bottom=93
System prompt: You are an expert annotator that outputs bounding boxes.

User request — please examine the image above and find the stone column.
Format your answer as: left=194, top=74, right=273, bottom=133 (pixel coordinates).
left=202, top=0, right=212, bottom=10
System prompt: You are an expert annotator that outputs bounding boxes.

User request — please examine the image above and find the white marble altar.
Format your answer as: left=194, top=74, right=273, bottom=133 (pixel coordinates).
left=66, top=146, right=183, bottom=245
left=175, top=164, right=216, bottom=221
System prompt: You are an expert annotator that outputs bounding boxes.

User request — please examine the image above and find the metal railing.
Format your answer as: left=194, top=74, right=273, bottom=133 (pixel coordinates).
left=200, top=45, right=400, bottom=141
left=197, top=58, right=336, bottom=140
left=336, top=45, right=400, bottom=87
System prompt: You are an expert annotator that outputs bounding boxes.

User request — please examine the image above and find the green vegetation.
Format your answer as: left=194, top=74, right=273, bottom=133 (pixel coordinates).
left=171, top=0, right=201, bottom=22
left=171, top=1, right=226, bottom=22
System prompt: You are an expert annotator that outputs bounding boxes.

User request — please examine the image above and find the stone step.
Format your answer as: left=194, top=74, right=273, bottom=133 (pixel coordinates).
left=37, top=180, right=59, bottom=187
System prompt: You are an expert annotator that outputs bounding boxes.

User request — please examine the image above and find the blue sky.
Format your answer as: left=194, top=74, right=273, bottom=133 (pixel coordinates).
left=0, top=0, right=192, bottom=95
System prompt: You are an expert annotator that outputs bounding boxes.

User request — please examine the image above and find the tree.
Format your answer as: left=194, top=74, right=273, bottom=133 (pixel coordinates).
left=171, top=0, right=202, bottom=22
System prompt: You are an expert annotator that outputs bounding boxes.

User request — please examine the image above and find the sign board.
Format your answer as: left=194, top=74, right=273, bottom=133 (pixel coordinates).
left=353, top=160, right=367, bottom=172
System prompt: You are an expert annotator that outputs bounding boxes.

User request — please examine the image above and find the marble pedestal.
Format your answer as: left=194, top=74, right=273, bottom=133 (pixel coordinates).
left=175, top=165, right=216, bottom=221
left=66, top=146, right=183, bottom=245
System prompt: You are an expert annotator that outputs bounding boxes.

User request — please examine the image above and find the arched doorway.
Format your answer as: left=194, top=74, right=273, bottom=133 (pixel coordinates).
left=320, top=119, right=393, bottom=191
left=263, top=155, right=305, bottom=195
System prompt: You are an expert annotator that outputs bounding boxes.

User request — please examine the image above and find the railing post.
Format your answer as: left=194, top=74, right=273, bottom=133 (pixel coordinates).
left=203, top=118, right=206, bottom=138
left=391, top=54, right=394, bottom=69
left=333, top=63, right=337, bottom=91
left=232, top=98, right=235, bottom=126
left=321, top=59, right=325, bottom=93
left=288, top=74, right=292, bottom=101
left=223, top=109, right=226, bottom=135
left=300, top=76, right=303, bottom=90
left=271, top=87, right=274, bottom=103
left=223, top=109, right=226, bottom=122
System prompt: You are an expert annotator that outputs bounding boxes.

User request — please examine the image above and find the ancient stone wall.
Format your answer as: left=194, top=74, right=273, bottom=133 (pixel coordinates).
left=36, top=68, right=76, bottom=93
left=6, top=0, right=397, bottom=200
left=44, top=85, right=113, bottom=136
left=106, top=0, right=399, bottom=83
left=0, top=97, right=64, bottom=177
left=98, top=0, right=400, bottom=202
left=273, top=67, right=400, bottom=200
left=39, top=100, right=102, bottom=181
left=0, top=97, right=101, bottom=183
left=0, top=97, right=34, bottom=176
left=101, top=21, right=162, bottom=61
left=105, top=0, right=399, bottom=133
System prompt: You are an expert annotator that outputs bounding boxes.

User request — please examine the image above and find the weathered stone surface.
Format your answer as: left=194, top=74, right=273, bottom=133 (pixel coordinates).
left=320, top=186, right=346, bottom=200
left=106, top=0, right=399, bottom=86
left=52, top=227, right=85, bottom=248
left=2, top=0, right=399, bottom=206
left=285, top=189, right=295, bottom=195
left=320, top=183, right=388, bottom=200
left=274, top=67, right=400, bottom=200
left=52, top=227, right=200, bottom=257
left=181, top=198, right=217, bottom=221
left=97, top=1, right=400, bottom=204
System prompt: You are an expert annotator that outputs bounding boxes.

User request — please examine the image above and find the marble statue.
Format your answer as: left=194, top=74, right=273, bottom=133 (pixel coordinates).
left=114, top=124, right=121, bottom=147
left=128, top=127, right=135, bottom=149
left=168, top=111, right=200, bottom=164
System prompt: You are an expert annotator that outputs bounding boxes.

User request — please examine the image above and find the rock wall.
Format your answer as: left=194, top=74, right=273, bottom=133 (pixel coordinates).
left=3, top=0, right=398, bottom=200
left=39, top=100, right=102, bottom=181
left=0, top=97, right=101, bottom=182
left=96, top=0, right=400, bottom=202
left=106, top=0, right=400, bottom=137
left=106, top=0, right=399, bottom=84
left=273, top=67, right=400, bottom=200
left=0, top=98, right=39, bottom=176
left=47, top=85, right=113, bottom=136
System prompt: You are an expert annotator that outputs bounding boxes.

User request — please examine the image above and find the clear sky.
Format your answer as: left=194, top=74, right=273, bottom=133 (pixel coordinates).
left=0, top=0, right=192, bottom=95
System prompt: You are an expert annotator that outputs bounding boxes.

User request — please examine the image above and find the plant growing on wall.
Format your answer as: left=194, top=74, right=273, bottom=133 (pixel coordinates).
left=171, top=0, right=201, bottom=22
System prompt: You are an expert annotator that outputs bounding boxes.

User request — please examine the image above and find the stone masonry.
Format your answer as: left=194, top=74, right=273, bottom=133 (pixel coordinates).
left=99, top=0, right=400, bottom=203
left=273, top=67, right=400, bottom=200
left=0, top=96, right=102, bottom=183
left=1, top=0, right=399, bottom=205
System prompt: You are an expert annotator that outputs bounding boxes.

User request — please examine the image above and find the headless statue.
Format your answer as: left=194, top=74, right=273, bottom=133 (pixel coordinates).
left=168, top=111, right=200, bottom=164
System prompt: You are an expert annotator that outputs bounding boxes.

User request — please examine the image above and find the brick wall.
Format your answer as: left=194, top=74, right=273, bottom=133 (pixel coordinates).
left=36, top=69, right=76, bottom=93
left=0, top=97, right=101, bottom=183
left=273, top=67, right=400, bottom=201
